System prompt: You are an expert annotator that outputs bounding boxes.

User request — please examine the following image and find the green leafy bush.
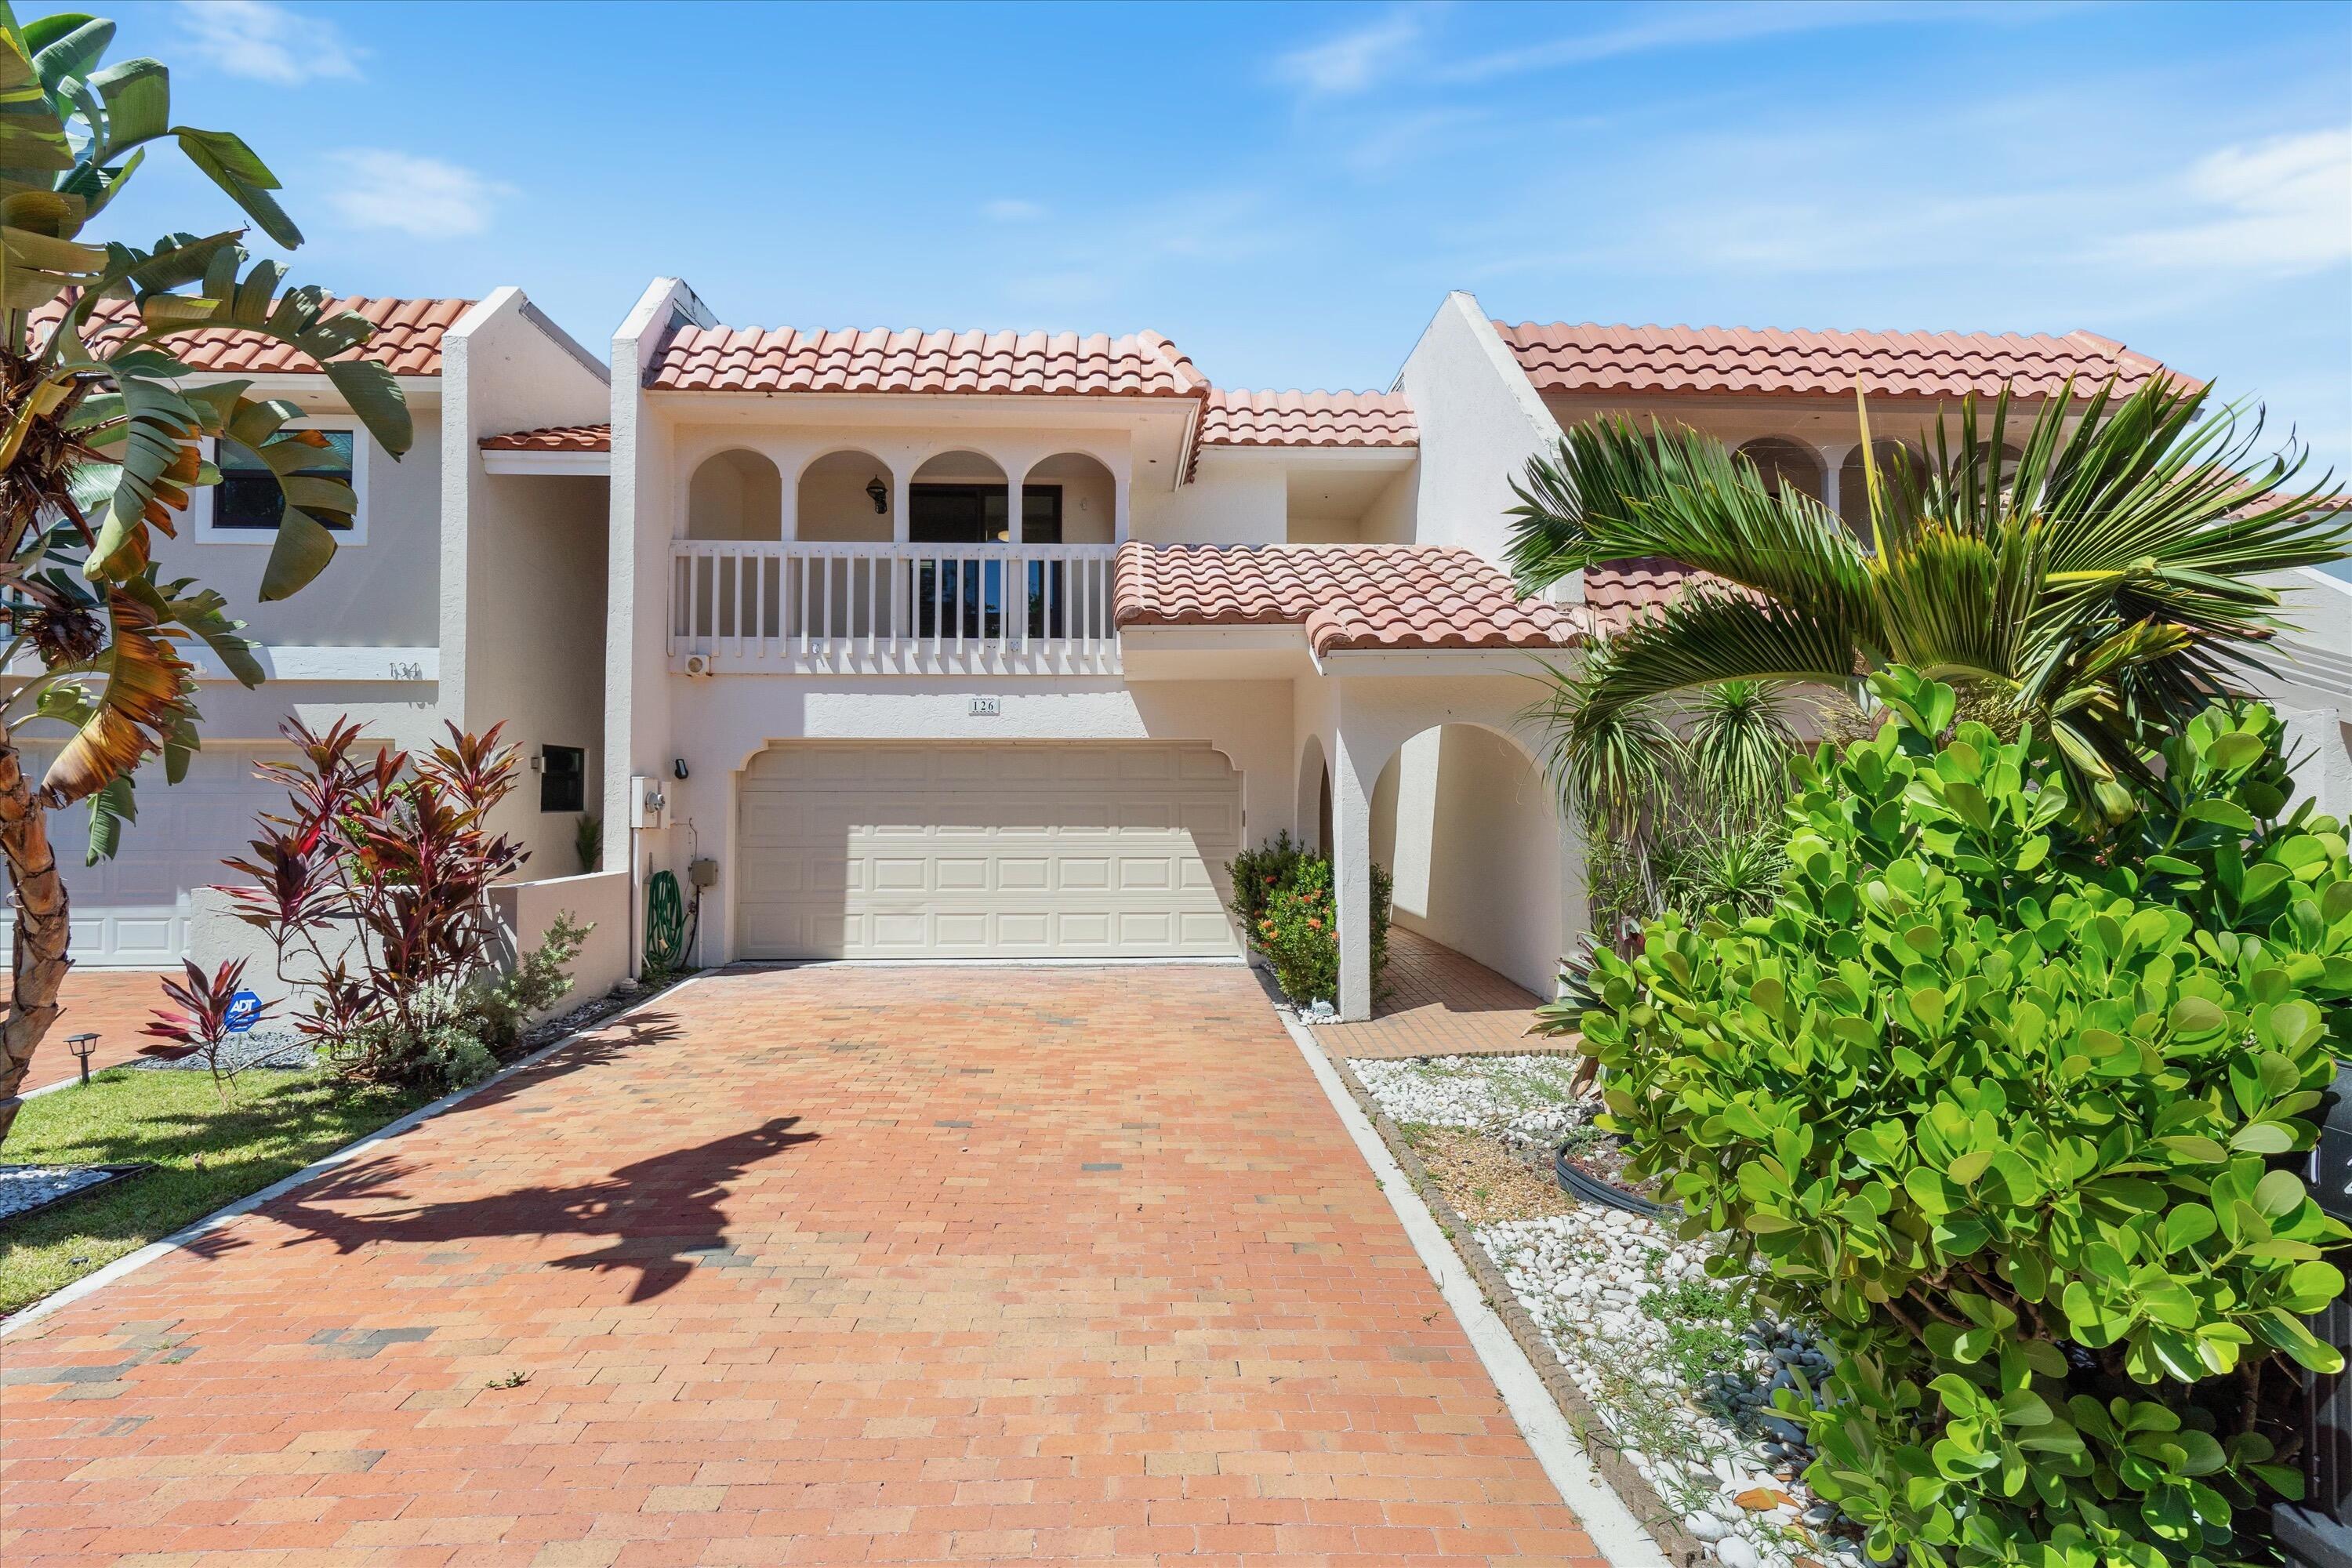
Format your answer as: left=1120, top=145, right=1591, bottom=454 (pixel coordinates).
left=1227, top=835, right=1393, bottom=1006
left=1556, top=669, right=2352, bottom=1566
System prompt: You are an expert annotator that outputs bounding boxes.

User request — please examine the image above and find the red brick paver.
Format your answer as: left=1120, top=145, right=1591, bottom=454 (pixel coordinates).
left=1, top=965, right=1604, bottom=1566
left=5, top=971, right=175, bottom=1091
left=1316, top=930, right=1556, bottom=1060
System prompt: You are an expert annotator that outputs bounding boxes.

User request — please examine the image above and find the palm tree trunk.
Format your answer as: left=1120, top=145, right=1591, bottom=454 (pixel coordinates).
left=0, top=741, right=70, bottom=1145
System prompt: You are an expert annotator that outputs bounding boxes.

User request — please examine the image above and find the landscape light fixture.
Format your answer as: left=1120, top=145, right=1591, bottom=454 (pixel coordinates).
left=66, top=1031, right=98, bottom=1087
left=866, top=476, right=887, bottom=514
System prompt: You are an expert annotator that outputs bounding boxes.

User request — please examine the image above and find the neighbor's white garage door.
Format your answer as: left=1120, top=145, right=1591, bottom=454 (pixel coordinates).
left=738, top=742, right=1243, bottom=960
left=2, top=744, right=292, bottom=967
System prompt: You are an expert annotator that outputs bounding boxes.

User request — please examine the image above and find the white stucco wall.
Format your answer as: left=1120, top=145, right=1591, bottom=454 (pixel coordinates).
left=441, top=289, right=615, bottom=873
left=154, top=390, right=446, bottom=650
left=491, top=869, right=633, bottom=1019
left=1395, top=292, right=1559, bottom=575
left=1132, top=456, right=1287, bottom=545
left=1373, top=722, right=1567, bottom=997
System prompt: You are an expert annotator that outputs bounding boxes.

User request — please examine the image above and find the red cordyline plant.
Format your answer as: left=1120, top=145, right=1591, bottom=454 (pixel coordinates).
left=223, top=716, right=526, bottom=1085
left=143, top=956, right=270, bottom=1091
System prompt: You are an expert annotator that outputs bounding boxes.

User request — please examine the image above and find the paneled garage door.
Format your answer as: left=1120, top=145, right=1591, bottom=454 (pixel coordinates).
left=2, top=744, right=294, bottom=967
left=738, top=742, right=1243, bottom=960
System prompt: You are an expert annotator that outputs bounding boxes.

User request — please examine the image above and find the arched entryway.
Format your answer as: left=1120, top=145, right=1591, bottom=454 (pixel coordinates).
left=1368, top=723, right=1565, bottom=999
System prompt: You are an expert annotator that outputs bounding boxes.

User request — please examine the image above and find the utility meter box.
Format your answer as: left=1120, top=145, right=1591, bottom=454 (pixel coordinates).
left=630, top=775, right=666, bottom=829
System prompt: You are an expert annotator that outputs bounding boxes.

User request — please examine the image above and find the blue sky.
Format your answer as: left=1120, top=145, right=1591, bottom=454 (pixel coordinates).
left=59, top=1, right=2352, bottom=479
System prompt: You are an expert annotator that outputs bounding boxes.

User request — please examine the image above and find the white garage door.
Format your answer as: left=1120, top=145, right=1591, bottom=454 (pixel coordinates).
left=739, top=742, right=1243, bottom=960
left=2, top=744, right=292, bottom=968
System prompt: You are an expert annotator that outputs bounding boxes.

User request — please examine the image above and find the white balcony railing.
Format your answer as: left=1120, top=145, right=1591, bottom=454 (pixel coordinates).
left=668, top=541, right=1120, bottom=674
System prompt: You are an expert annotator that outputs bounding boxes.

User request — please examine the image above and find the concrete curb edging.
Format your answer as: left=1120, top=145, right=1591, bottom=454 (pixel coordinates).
left=1277, top=992, right=1708, bottom=1566
left=1266, top=982, right=1674, bottom=1568
left=2, top=975, right=708, bottom=1339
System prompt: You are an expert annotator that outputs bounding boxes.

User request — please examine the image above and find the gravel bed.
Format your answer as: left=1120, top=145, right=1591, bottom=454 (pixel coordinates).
left=1352, top=1053, right=1588, bottom=1142
left=0, top=1163, right=136, bottom=1222
left=1355, top=1054, right=1863, bottom=1568
left=130, top=1029, right=318, bottom=1073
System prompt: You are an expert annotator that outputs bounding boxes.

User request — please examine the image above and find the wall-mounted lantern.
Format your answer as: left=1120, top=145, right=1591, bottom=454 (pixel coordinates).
left=866, top=476, right=888, bottom=514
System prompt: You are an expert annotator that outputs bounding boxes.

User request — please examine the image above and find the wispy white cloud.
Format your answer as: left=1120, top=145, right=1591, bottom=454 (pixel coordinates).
left=1439, top=1, right=1915, bottom=84
left=321, top=151, right=514, bottom=241
left=982, top=198, right=1046, bottom=222
left=176, top=0, right=361, bottom=85
left=2104, top=129, right=2352, bottom=278
left=1270, top=9, right=1425, bottom=97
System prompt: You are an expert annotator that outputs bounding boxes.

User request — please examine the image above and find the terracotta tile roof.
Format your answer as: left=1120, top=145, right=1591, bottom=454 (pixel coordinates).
left=1115, top=542, right=1578, bottom=655
left=1198, top=388, right=1417, bottom=448
left=1577, top=558, right=1712, bottom=638
left=1496, top=321, right=2188, bottom=401
left=29, top=293, right=470, bottom=376
left=647, top=325, right=1208, bottom=397
left=481, top=423, right=612, bottom=452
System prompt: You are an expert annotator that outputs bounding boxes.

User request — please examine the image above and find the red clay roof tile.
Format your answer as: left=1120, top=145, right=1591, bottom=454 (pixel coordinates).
left=1115, top=542, right=1577, bottom=655
left=648, top=325, right=1207, bottom=397
left=481, top=423, right=612, bottom=452
left=1496, top=321, right=2189, bottom=401
left=29, top=294, right=470, bottom=377
left=1198, top=388, right=1417, bottom=448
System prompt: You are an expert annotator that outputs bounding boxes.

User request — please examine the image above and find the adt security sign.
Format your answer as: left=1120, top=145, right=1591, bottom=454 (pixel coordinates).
left=224, top=991, right=264, bottom=1034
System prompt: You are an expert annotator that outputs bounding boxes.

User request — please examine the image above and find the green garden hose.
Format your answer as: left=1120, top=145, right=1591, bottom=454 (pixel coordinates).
left=644, top=869, right=688, bottom=971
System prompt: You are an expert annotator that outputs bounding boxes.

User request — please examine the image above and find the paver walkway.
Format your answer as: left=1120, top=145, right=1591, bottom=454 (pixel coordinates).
left=1313, top=931, right=1555, bottom=1060
left=5, top=971, right=175, bottom=1091
left=1, top=965, right=1605, bottom=1566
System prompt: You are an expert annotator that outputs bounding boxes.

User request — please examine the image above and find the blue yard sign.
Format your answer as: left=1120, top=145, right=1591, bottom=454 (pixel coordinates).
left=224, top=990, right=264, bottom=1034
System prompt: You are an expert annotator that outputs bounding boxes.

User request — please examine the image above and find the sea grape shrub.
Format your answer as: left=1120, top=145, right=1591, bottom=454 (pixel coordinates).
left=1564, top=669, right=2352, bottom=1566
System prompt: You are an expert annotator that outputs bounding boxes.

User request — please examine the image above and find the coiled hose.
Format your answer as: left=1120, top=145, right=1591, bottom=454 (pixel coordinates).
left=644, top=869, right=688, bottom=971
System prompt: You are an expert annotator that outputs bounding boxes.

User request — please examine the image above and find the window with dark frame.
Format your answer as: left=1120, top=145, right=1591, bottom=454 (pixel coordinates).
left=908, top=485, right=1067, bottom=639
left=211, top=430, right=358, bottom=531
left=540, top=745, right=586, bottom=813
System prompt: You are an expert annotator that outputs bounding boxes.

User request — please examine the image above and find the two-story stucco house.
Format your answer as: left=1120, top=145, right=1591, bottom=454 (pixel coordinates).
left=7, top=288, right=612, bottom=968
left=459, top=284, right=2345, bottom=1025
left=20, top=280, right=2346, bottom=1030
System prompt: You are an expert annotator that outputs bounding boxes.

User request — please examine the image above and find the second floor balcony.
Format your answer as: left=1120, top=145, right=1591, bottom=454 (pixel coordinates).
left=670, top=540, right=1119, bottom=675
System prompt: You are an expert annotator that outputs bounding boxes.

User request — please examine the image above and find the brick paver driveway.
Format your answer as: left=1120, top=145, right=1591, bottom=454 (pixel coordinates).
left=1, top=966, right=1602, bottom=1566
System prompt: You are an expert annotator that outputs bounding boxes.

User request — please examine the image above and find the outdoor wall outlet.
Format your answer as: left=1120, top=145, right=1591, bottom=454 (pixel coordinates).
left=688, top=857, right=719, bottom=888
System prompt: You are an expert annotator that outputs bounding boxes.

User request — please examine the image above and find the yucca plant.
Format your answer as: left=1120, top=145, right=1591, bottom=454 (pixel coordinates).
left=1508, top=376, right=2350, bottom=823
left=0, top=5, right=411, bottom=1142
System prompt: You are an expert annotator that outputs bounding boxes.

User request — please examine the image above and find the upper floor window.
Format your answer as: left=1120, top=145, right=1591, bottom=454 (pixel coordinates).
left=910, top=484, right=1062, bottom=543
left=197, top=425, right=368, bottom=545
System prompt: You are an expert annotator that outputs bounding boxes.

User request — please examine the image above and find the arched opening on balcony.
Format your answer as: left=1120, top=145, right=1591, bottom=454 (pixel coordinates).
left=684, top=448, right=782, bottom=541
left=909, top=450, right=1011, bottom=541
left=796, top=448, right=894, bottom=543
left=1023, top=452, right=1117, bottom=545
left=1734, top=436, right=1824, bottom=504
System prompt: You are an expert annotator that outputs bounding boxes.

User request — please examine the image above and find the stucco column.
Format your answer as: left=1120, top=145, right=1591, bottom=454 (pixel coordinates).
left=1332, top=725, right=1377, bottom=1021
left=1816, top=442, right=1843, bottom=524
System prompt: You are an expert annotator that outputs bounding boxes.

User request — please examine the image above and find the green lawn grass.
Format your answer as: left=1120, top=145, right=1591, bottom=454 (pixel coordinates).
left=0, top=1067, right=432, bottom=1316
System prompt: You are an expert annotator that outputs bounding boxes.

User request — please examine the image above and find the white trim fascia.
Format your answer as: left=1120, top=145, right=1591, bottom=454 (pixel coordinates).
left=481, top=448, right=612, bottom=477
left=179, top=371, right=442, bottom=406
left=2295, top=565, right=2352, bottom=597
left=1196, top=444, right=1417, bottom=469
left=1269, top=993, right=1669, bottom=1567
left=1116, top=624, right=1306, bottom=654
left=0, top=975, right=710, bottom=1338
left=1311, top=647, right=1572, bottom=677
